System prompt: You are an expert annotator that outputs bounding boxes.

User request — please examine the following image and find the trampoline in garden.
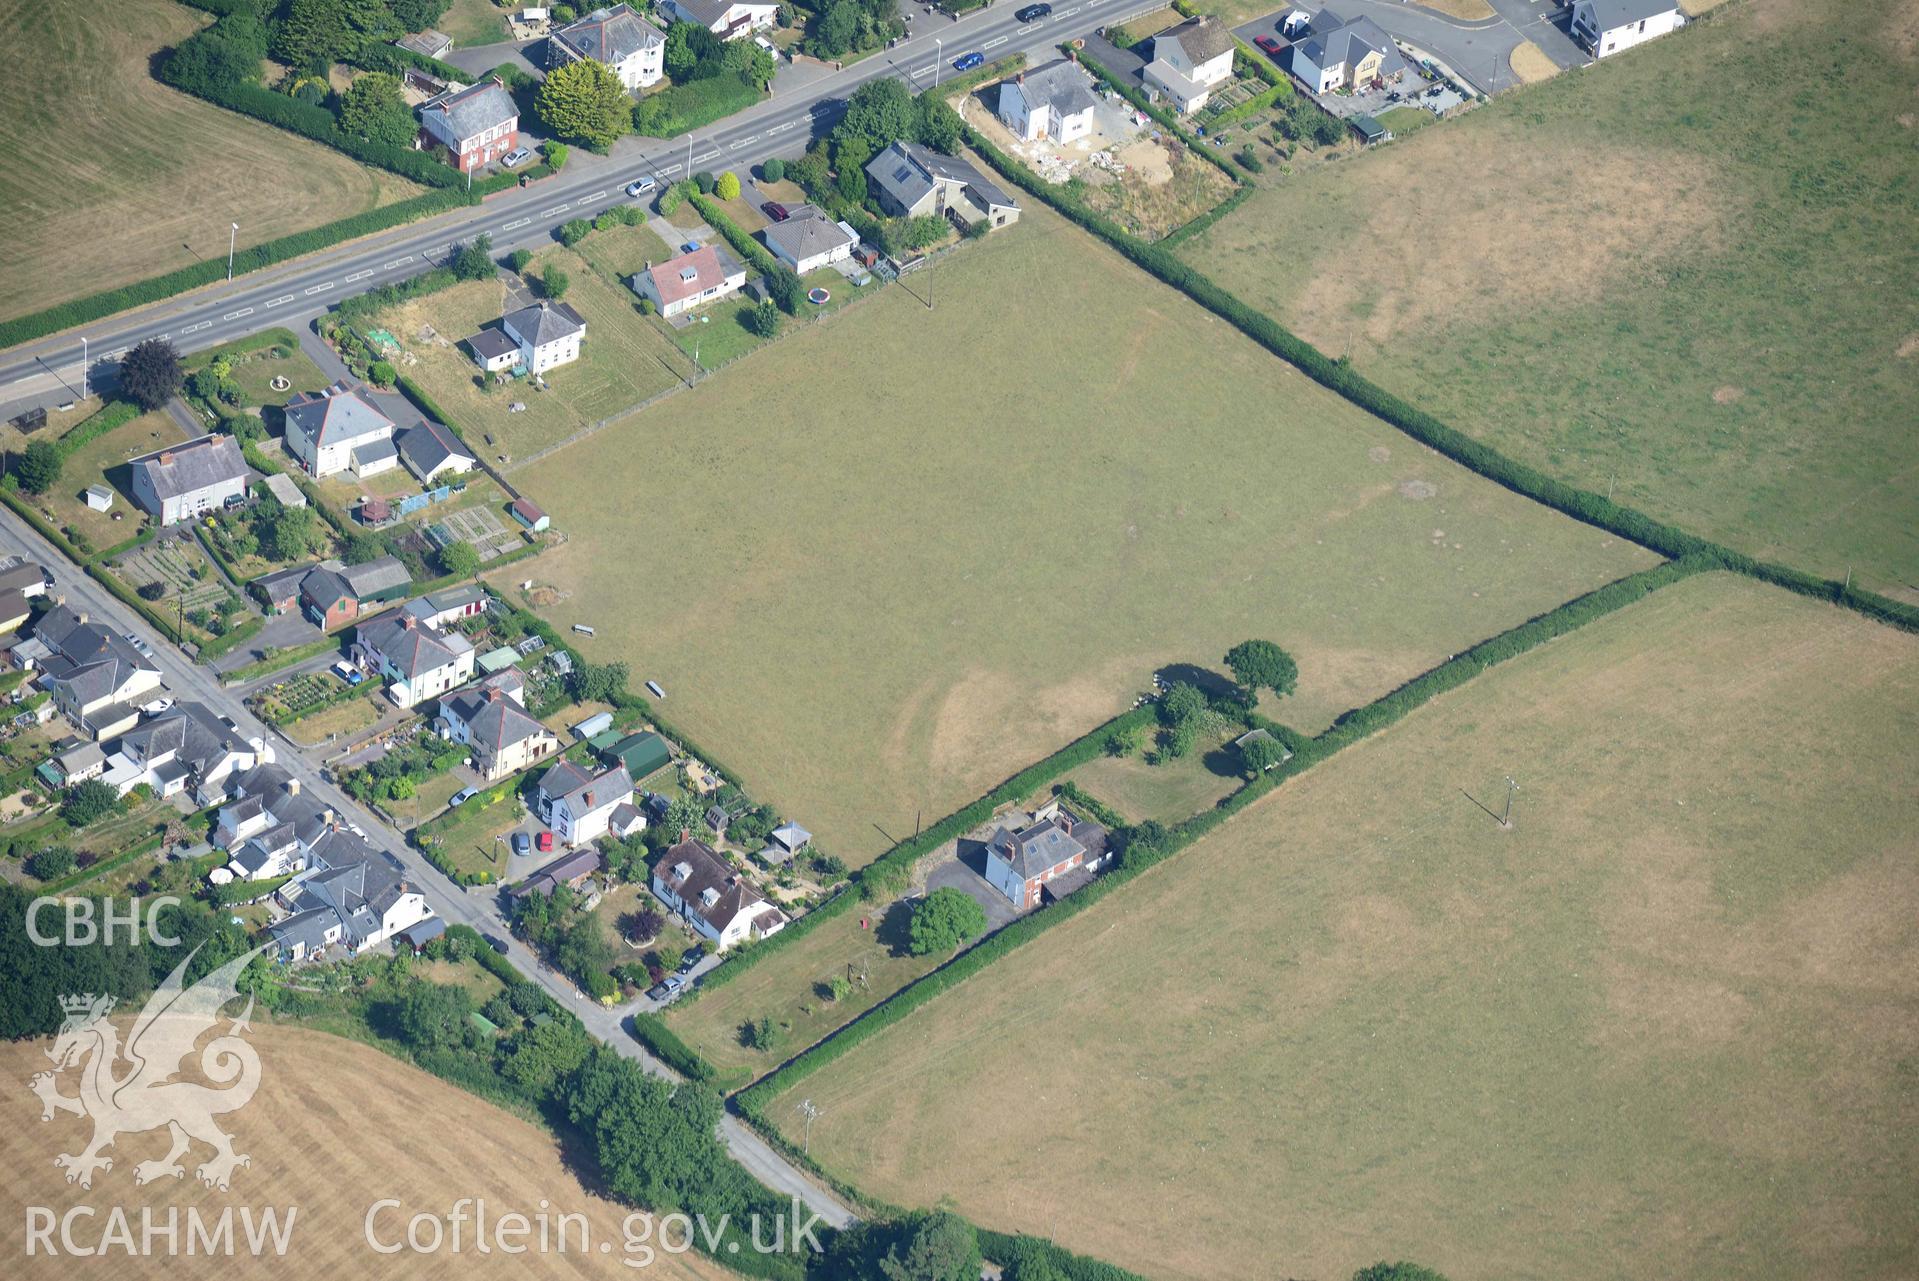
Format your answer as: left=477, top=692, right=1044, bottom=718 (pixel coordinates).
left=807, top=287, right=830, bottom=305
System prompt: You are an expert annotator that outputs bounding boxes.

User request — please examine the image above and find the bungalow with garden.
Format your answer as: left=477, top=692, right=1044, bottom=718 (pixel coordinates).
left=864, top=141, right=1020, bottom=231
left=500, top=301, right=587, bottom=375
left=533, top=759, right=634, bottom=846
left=651, top=834, right=787, bottom=950
left=548, top=4, right=665, bottom=89
left=353, top=613, right=476, bottom=708
left=658, top=0, right=778, bottom=41
left=397, top=419, right=477, bottom=484
left=416, top=77, right=520, bottom=174
left=515, top=847, right=603, bottom=899
left=127, top=433, right=250, bottom=525
left=630, top=245, right=747, bottom=318
left=1142, top=14, right=1236, bottom=113
left=438, top=675, right=558, bottom=782
left=282, top=382, right=398, bottom=479
left=760, top=208, right=859, bottom=275
left=996, top=59, right=1099, bottom=143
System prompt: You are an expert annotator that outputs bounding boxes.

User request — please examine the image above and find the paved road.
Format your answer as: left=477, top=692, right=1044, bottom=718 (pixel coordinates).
left=0, top=500, right=854, bottom=1229
left=0, top=0, right=1167, bottom=418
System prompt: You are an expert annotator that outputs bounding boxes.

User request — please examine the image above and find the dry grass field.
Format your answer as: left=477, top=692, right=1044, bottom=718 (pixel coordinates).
left=764, top=573, right=1919, bottom=1281
left=503, top=200, right=1655, bottom=865
left=1, top=1025, right=733, bottom=1280
left=0, top=0, right=425, bottom=323
left=1181, top=0, right=1919, bottom=599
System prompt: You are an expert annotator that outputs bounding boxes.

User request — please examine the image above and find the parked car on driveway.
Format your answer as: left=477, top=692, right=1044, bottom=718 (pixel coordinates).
left=536, top=831, right=555, bottom=852
left=501, top=147, right=532, bottom=168
left=681, top=240, right=700, bottom=254
left=512, top=831, right=531, bottom=856
left=1255, top=34, right=1284, bottom=60
left=626, top=177, right=656, bottom=197
left=761, top=200, right=790, bottom=222
left=646, top=974, right=686, bottom=1004
left=952, top=51, right=984, bottom=71
left=678, top=947, right=705, bottom=973
left=449, top=786, right=480, bottom=807
left=1015, top=3, right=1050, bottom=21
left=483, top=934, right=510, bottom=955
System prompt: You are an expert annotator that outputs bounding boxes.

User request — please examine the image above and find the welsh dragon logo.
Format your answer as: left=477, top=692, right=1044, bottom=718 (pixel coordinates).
left=30, top=944, right=270, bottom=1192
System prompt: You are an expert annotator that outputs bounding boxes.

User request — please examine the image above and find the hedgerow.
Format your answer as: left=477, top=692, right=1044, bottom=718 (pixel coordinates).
left=687, top=194, right=806, bottom=314
left=632, top=73, right=761, bottom=137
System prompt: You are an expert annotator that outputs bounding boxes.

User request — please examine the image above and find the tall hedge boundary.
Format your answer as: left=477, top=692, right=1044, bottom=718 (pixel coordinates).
left=687, top=194, right=806, bottom=314
left=737, top=557, right=1715, bottom=1120
left=957, top=123, right=1919, bottom=635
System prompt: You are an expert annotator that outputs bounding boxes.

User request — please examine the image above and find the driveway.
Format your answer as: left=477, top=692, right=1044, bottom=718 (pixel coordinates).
left=442, top=38, right=547, bottom=81
left=1235, top=0, right=1588, bottom=97
left=924, top=836, right=1021, bottom=931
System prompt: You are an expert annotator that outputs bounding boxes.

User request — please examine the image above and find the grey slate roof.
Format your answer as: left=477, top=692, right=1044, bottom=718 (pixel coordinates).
left=1297, top=10, right=1407, bottom=78
left=284, top=384, right=394, bottom=449
left=761, top=212, right=857, bottom=263
left=419, top=78, right=518, bottom=142
left=466, top=328, right=519, bottom=361
left=1006, top=60, right=1099, bottom=122
left=441, top=684, right=549, bottom=752
left=988, top=816, right=1089, bottom=879
left=352, top=436, right=399, bottom=468
left=129, top=434, right=248, bottom=501
left=538, top=760, right=631, bottom=816
left=358, top=614, right=470, bottom=680
left=343, top=556, right=412, bottom=598
left=501, top=301, right=586, bottom=349
left=552, top=4, right=662, bottom=63
left=866, top=142, right=1018, bottom=215
left=666, top=0, right=750, bottom=29
left=1581, top=0, right=1677, bottom=25
left=1160, top=14, right=1235, bottom=64
left=0, top=558, right=50, bottom=596
left=398, top=419, right=475, bottom=477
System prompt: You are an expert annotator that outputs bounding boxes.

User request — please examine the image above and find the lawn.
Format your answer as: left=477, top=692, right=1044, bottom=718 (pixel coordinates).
left=437, top=0, right=509, bottom=47
left=420, top=784, right=527, bottom=878
left=0, top=0, right=425, bottom=323
left=219, top=343, right=330, bottom=414
left=504, top=199, right=1655, bottom=864
left=1058, top=738, right=1242, bottom=825
left=283, top=694, right=385, bottom=748
left=571, top=220, right=678, bottom=287
left=664, top=903, right=944, bottom=1088
left=763, top=573, right=1919, bottom=1281
left=374, top=247, right=690, bottom=461
left=665, top=268, right=868, bottom=372
left=1179, top=0, right=1919, bottom=599
left=26, top=408, right=187, bottom=555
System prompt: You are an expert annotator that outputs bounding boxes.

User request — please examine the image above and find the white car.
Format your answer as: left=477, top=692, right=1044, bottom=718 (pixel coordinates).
left=625, top=177, right=657, bottom=197
left=501, top=147, right=533, bottom=169
left=139, top=697, right=174, bottom=715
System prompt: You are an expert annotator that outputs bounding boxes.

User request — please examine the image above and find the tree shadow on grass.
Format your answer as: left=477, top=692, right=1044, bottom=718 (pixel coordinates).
left=874, top=899, right=916, bottom=958
left=1155, top=662, right=1238, bottom=700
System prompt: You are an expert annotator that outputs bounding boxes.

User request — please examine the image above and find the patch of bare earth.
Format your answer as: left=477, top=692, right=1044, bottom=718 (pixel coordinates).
left=1713, top=384, right=1745, bottom=403
left=1509, top=40, right=1562, bottom=83
left=1289, top=128, right=1727, bottom=351
left=1897, top=333, right=1919, bottom=358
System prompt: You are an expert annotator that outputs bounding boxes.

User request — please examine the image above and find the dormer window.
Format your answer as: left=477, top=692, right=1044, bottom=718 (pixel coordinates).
left=674, top=862, right=692, bottom=881
left=700, top=887, right=720, bottom=908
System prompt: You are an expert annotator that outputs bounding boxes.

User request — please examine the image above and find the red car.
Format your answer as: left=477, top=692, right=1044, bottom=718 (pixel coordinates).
left=761, top=200, right=790, bottom=222
left=536, top=831, right=555, bottom=853
left=1255, top=34, right=1285, bottom=60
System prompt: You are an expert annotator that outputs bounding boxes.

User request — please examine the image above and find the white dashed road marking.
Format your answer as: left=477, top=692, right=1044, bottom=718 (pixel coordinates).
left=983, top=35, right=1008, bottom=48
left=344, top=269, right=374, bottom=282
left=264, top=295, right=295, bottom=309
left=501, top=218, right=532, bottom=231
left=221, top=308, right=253, bottom=321
left=303, top=282, right=334, bottom=295
left=383, top=256, right=414, bottom=270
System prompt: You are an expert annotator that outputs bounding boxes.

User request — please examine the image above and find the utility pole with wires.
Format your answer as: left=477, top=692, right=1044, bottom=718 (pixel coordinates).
left=796, top=1099, right=821, bottom=1154
left=1501, top=776, right=1519, bottom=828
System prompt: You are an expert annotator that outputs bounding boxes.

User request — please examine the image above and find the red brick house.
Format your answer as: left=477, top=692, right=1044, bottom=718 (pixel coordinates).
left=416, top=78, right=519, bottom=174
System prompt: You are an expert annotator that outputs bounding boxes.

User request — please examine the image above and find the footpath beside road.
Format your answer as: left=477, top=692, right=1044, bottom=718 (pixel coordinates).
left=0, top=500, right=855, bottom=1230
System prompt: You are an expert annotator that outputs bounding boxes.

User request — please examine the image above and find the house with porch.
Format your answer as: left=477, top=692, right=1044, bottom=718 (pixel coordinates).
left=438, top=674, right=558, bottom=781
left=417, top=77, right=520, bottom=173
left=996, top=59, right=1099, bottom=143
left=354, top=613, right=475, bottom=708
left=651, top=834, right=787, bottom=950
left=548, top=4, right=665, bottom=89
left=500, top=301, right=587, bottom=374
left=1143, top=14, right=1236, bottom=113
left=658, top=0, right=778, bottom=41
left=864, top=142, right=1020, bottom=231
left=760, top=209, right=859, bottom=275
left=631, top=245, right=747, bottom=318
left=396, top=419, right=477, bottom=483
left=127, top=433, right=250, bottom=525
left=1570, top=0, right=1682, bottom=58
left=283, top=383, right=398, bottom=479
left=1285, top=9, right=1408, bottom=92
left=982, top=801, right=1109, bottom=910
left=534, top=760, right=634, bottom=846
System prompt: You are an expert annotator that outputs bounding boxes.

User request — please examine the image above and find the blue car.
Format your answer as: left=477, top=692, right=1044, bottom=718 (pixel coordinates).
left=681, top=240, right=700, bottom=254
left=952, top=51, right=984, bottom=72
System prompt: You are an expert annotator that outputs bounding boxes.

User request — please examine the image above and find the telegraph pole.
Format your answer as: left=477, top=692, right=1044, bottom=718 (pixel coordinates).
left=228, top=222, right=239, bottom=282
left=1501, top=776, right=1518, bottom=828
left=796, top=1099, right=821, bottom=1154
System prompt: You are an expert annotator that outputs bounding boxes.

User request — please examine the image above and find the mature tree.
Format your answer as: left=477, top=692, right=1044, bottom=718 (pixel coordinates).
left=623, top=907, right=664, bottom=945
left=1309, top=109, right=1346, bottom=147
left=566, top=1047, right=730, bottom=1211
left=541, top=266, right=571, bottom=300
left=1157, top=681, right=1208, bottom=726
left=450, top=233, right=496, bottom=281
left=742, top=1014, right=783, bottom=1052
left=568, top=659, right=628, bottom=704
left=743, top=298, right=781, bottom=338
left=337, top=71, right=415, bottom=148
left=558, top=217, right=593, bottom=246
left=1224, top=639, right=1298, bottom=701
left=760, top=156, right=786, bottom=183
left=14, top=440, right=63, bottom=495
left=25, top=847, right=77, bottom=882
left=275, top=0, right=390, bottom=66
left=437, top=541, right=481, bottom=578
left=879, top=1211, right=982, bottom=1281
left=256, top=503, right=323, bottom=562
left=1239, top=733, right=1287, bottom=777
left=163, top=14, right=270, bottom=93
left=388, top=0, right=452, bottom=30
left=558, top=916, right=615, bottom=982
left=907, top=887, right=987, bottom=956
left=721, top=38, right=777, bottom=89
left=664, top=20, right=721, bottom=80
left=835, top=76, right=915, bottom=160
left=661, top=793, right=706, bottom=842
left=341, top=530, right=388, bottom=564
left=714, top=170, right=740, bottom=200
left=396, top=979, right=474, bottom=1048
left=117, top=338, right=184, bottom=411
left=812, top=0, right=861, bottom=57
left=836, top=143, right=869, bottom=204
left=498, top=1016, right=593, bottom=1100
left=61, top=780, right=127, bottom=831
left=916, top=94, right=961, bottom=153
left=1352, top=1265, right=1450, bottom=1281
left=537, top=58, right=631, bottom=148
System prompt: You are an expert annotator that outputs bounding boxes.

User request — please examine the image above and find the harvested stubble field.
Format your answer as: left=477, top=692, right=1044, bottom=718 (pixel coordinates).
left=507, top=199, right=1655, bottom=864
left=0, top=0, right=424, bottom=323
left=1, top=1026, right=732, bottom=1281
left=764, top=573, right=1919, bottom=1281
left=1180, top=0, right=1919, bottom=598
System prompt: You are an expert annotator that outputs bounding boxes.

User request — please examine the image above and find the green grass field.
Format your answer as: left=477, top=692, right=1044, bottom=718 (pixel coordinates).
left=29, top=408, right=188, bottom=554
left=0, top=0, right=425, bottom=322
left=1058, top=738, right=1243, bottom=825
left=1180, top=0, right=1919, bottom=599
left=764, top=572, right=1919, bottom=1281
left=504, top=199, right=1655, bottom=865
